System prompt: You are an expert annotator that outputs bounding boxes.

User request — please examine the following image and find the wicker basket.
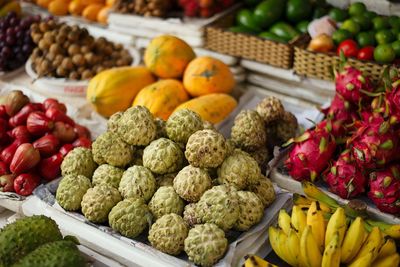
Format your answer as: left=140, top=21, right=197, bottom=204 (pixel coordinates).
left=205, top=9, right=294, bottom=69
left=294, top=35, right=388, bottom=82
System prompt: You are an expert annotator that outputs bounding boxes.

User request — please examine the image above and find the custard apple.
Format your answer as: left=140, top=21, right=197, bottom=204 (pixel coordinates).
left=173, top=165, right=212, bottom=202
left=56, top=175, right=91, bottom=211
left=183, top=203, right=200, bottom=227
left=81, top=184, right=122, bottom=223
left=92, top=131, right=134, bottom=167
left=203, top=121, right=216, bottom=131
left=92, top=164, right=124, bottom=188
left=148, top=214, right=189, bottom=255
left=109, top=198, right=151, bottom=238
left=107, top=111, right=123, bottom=133
left=274, top=111, right=298, bottom=143
left=234, top=191, right=264, bottom=231
left=185, top=129, right=227, bottom=168
left=61, top=147, right=97, bottom=178
left=148, top=186, right=185, bottom=219
left=247, top=176, right=276, bottom=208
left=156, top=173, right=176, bottom=188
left=154, top=118, right=167, bottom=139
left=218, top=149, right=261, bottom=190
left=119, top=165, right=156, bottom=202
left=143, top=138, right=184, bottom=174
left=116, top=106, right=156, bottom=146
left=248, top=147, right=270, bottom=171
left=255, top=96, right=285, bottom=124
left=166, top=109, right=203, bottom=144
left=184, top=223, right=228, bottom=267
left=196, top=185, right=239, bottom=231
left=231, top=110, right=267, bottom=151
left=131, top=147, right=144, bottom=166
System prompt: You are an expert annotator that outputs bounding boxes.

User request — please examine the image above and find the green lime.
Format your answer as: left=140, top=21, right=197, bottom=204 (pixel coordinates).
left=392, top=28, right=400, bottom=36
left=373, top=16, right=390, bottom=30
left=333, top=29, right=353, bottom=45
left=376, top=30, right=395, bottom=44
left=352, top=15, right=372, bottom=31
left=364, top=11, right=377, bottom=20
left=392, top=40, right=400, bottom=57
left=374, top=44, right=396, bottom=63
left=236, top=9, right=262, bottom=32
left=328, top=7, right=348, bottom=22
left=341, top=19, right=361, bottom=35
left=349, top=2, right=367, bottom=17
left=296, top=20, right=309, bottom=34
left=356, top=31, right=376, bottom=47
left=389, top=15, right=400, bottom=29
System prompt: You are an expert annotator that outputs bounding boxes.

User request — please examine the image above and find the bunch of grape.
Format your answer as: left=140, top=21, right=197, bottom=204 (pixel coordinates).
left=0, top=12, right=41, bottom=72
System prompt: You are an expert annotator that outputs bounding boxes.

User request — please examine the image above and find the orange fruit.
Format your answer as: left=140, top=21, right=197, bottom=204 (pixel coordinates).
left=82, top=3, right=103, bottom=21
left=81, top=0, right=103, bottom=5
left=37, top=0, right=52, bottom=8
left=105, top=0, right=115, bottom=6
left=68, top=0, right=86, bottom=15
left=97, top=6, right=110, bottom=24
left=48, top=0, right=70, bottom=15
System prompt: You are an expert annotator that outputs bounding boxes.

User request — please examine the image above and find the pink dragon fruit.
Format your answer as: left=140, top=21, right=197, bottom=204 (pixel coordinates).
left=348, top=117, right=398, bottom=169
left=385, top=83, right=400, bottom=124
left=325, top=149, right=366, bottom=199
left=316, top=119, right=346, bottom=139
left=323, top=94, right=358, bottom=123
left=368, top=165, right=400, bottom=214
left=335, top=65, right=373, bottom=104
left=285, top=128, right=336, bottom=182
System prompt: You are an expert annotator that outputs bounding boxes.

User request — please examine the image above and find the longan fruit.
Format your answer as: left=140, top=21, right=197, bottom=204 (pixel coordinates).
left=39, top=22, right=49, bottom=33
left=69, top=71, right=79, bottom=80
left=72, top=54, right=86, bottom=66
left=38, top=39, right=49, bottom=50
left=68, top=44, right=81, bottom=56
left=49, top=43, right=62, bottom=54
left=56, top=33, right=67, bottom=44
left=61, top=58, right=74, bottom=70
left=67, top=32, right=78, bottom=42
left=80, top=45, right=90, bottom=54
left=81, top=69, right=93, bottom=80
left=56, top=66, right=67, bottom=77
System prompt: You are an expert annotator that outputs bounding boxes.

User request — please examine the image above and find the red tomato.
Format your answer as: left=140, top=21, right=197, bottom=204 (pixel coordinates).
left=357, top=46, right=374, bottom=61
left=337, top=39, right=359, bottom=58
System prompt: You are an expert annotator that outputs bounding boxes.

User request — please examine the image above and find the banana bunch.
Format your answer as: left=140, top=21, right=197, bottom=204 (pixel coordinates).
left=269, top=203, right=400, bottom=267
left=0, top=0, right=21, bottom=17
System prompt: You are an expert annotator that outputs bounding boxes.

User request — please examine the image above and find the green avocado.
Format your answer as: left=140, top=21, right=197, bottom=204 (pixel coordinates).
left=269, top=22, right=300, bottom=41
left=229, top=26, right=257, bottom=34
left=259, top=32, right=289, bottom=43
left=286, top=0, right=312, bottom=23
left=296, top=20, right=309, bottom=34
left=254, top=0, right=286, bottom=29
left=236, top=9, right=262, bottom=32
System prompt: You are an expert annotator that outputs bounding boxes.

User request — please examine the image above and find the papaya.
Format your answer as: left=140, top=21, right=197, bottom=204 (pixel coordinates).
left=174, top=93, right=237, bottom=124
left=132, top=79, right=189, bottom=120
left=82, top=4, right=104, bottom=21
left=86, top=66, right=155, bottom=117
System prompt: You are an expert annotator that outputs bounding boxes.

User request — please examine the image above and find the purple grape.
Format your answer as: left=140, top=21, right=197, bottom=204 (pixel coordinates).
left=5, top=36, right=15, bottom=45
left=0, top=33, right=5, bottom=42
left=6, top=12, right=16, bottom=21
left=33, top=15, right=41, bottom=22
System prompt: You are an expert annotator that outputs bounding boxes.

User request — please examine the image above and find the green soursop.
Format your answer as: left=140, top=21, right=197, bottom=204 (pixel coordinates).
left=173, top=165, right=212, bottom=202
left=148, top=186, right=185, bottom=219
left=143, top=138, right=184, bottom=174
left=92, top=164, right=124, bottom=188
left=107, top=111, right=123, bottom=133
left=61, top=147, right=97, bottom=178
left=92, top=131, right=134, bottom=167
left=118, top=165, right=156, bottom=201
left=255, top=96, right=285, bottom=124
left=166, top=109, right=203, bottom=144
left=183, top=203, right=200, bottom=227
left=108, top=198, right=151, bottom=238
left=196, top=185, right=240, bottom=231
left=81, top=184, right=122, bottom=223
left=218, top=149, right=261, bottom=190
left=231, top=110, right=267, bottom=151
left=11, top=240, right=85, bottom=267
left=184, top=223, right=228, bottom=267
left=156, top=173, right=176, bottom=188
left=148, top=214, right=189, bottom=255
left=0, top=215, right=63, bottom=267
left=154, top=118, right=167, bottom=139
left=185, top=129, right=227, bottom=168
left=56, top=174, right=91, bottom=211
left=234, top=191, right=264, bottom=231
left=247, top=176, right=276, bottom=208
left=116, top=106, right=156, bottom=146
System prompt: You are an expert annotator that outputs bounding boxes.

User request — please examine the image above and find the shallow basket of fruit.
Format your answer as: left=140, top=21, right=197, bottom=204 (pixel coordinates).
left=24, top=19, right=140, bottom=97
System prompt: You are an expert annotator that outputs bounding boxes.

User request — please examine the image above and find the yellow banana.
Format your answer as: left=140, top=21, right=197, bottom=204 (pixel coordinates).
left=351, top=227, right=384, bottom=263
left=321, top=231, right=341, bottom=267
left=372, top=253, right=400, bottom=267
left=376, top=237, right=397, bottom=260
left=300, top=225, right=322, bottom=267
left=278, top=209, right=292, bottom=235
left=325, top=207, right=347, bottom=248
left=306, top=201, right=326, bottom=252
left=0, top=1, right=21, bottom=17
left=287, top=229, right=301, bottom=267
left=268, top=227, right=282, bottom=262
left=291, top=205, right=307, bottom=236
left=366, top=219, right=400, bottom=239
left=277, top=228, right=298, bottom=266
left=348, top=251, right=374, bottom=267
left=341, top=217, right=367, bottom=263
left=243, top=254, right=278, bottom=267
left=301, top=181, right=340, bottom=209
left=293, top=193, right=312, bottom=206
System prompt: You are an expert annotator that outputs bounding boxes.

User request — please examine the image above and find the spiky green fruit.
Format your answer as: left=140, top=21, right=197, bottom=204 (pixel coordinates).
left=92, top=164, right=124, bottom=188
left=234, top=191, right=264, bottom=231
left=119, top=166, right=156, bottom=202
left=166, top=109, right=203, bottom=144
left=148, top=186, right=185, bottom=219
left=173, top=165, right=212, bottom=202
left=61, top=147, right=97, bottom=178
left=56, top=174, right=91, bottom=211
